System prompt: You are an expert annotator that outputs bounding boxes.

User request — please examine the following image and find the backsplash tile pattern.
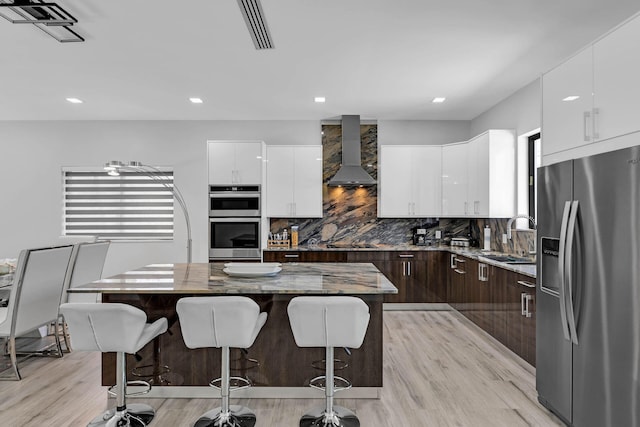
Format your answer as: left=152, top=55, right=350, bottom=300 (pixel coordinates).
left=270, top=124, right=535, bottom=254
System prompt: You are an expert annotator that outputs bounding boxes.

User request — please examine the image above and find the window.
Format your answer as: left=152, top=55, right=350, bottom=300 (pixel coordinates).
left=62, top=168, right=174, bottom=240
left=516, top=130, right=541, bottom=229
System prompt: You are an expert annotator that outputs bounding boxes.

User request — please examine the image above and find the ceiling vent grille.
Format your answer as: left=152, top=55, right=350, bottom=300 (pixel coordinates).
left=237, top=0, right=274, bottom=50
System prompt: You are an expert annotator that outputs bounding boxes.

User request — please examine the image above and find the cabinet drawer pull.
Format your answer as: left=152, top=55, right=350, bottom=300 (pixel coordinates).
left=517, top=280, right=536, bottom=288
left=454, top=269, right=466, bottom=275
left=450, top=254, right=456, bottom=269
left=398, top=254, right=414, bottom=258
left=284, top=254, right=299, bottom=258
left=455, top=258, right=465, bottom=263
left=521, top=292, right=527, bottom=316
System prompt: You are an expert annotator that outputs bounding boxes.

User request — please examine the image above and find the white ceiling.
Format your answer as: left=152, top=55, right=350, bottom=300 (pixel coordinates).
left=2, top=0, right=639, bottom=121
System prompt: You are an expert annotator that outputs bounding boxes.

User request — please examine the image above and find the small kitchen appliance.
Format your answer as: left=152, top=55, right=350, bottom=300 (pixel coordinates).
left=412, top=227, right=427, bottom=245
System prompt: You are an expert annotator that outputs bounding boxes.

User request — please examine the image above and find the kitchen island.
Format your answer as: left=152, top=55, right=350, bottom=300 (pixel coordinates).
left=69, top=262, right=397, bottom=398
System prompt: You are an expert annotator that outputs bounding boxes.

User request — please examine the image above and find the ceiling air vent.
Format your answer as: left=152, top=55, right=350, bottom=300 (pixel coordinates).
left=237, top=0, right=274, bottom=50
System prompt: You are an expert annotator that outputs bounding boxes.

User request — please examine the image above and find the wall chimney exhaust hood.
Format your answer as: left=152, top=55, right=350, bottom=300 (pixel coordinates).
left=328, top=115, right=377, bottom=186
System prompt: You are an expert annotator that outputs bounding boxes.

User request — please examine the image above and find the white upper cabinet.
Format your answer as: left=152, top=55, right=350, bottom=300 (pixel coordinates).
left=441, top=142, right=468, bottom=216
left=542, top=48, right=593, bottom=157
left=593, top=15, right=640, bottom=142
left=543, top=13, right=640, bottom=164
left=469, top=130, right=515, bottom=218
left=208, top=141, right=263, bottom=185
left=266, top=145, right=323, bottom=218
left=442, top=130, right=515, bottom=218
left=378, top=145, right=441, bottom=218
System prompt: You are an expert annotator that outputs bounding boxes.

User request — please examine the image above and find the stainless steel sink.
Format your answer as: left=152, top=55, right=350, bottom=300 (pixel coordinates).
left=480, top=254, right=536, bottom=265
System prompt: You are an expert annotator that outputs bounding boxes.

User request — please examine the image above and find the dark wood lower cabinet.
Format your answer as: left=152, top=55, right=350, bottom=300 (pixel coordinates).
left=448, top=253, right=467, bottom=311
left=264, top=249, right=536, bottom=366
left=487, top=266, right=536, bottom=367
left=265, top=249, right=445, bottom=304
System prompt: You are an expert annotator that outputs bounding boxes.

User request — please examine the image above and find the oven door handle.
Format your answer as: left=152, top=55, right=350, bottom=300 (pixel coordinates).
left=209, top=217, right=261, bottom=223
left=209, top=193, right=261, bottom=198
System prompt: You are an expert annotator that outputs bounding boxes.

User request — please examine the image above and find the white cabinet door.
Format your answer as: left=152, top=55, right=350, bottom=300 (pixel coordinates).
left=266, top=146, right=295, bottom=217
left=441, top=143, right=469, bottom=216
left=593, top=15, right=640, bottom=142
left=378, top=146, right=415, bottom=217
left=414, top=146, right=442, bottom=217
left=542, top=48, right=593, bottom=157
left=233, top=142, right=263, bottom=184
left=266, top=146, right=323, bottom=218
left=208, top=142, right=236, bottom=184
left=467, top=133, right=489, bottom=217
left=292, top=146, right=323, bottom=218
left=208, top=141, right=263, bottom=184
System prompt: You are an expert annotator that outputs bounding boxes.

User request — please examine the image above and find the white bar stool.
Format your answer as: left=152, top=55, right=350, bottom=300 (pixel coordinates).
left=60, top=303, right=168, bottom=427
left=287, top=296, right=370, bottom=427
left=176, top=296, right=267, bottom=427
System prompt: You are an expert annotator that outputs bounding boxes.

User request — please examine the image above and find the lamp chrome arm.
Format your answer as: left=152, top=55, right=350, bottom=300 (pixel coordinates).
left=106, top=161, right=192, bottom=263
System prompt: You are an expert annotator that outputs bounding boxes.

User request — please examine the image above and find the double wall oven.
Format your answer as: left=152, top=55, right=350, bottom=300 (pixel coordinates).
left=209, top=185, right=261, bottom=261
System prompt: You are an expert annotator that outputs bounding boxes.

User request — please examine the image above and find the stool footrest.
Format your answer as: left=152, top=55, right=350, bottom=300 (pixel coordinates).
left=209, top=376, right=252, bottom=391
left=309, top=375, right=352, bottom=393
left=311, top=358, right=349, bottom=371
left=107, top=380, right=152, bottom=398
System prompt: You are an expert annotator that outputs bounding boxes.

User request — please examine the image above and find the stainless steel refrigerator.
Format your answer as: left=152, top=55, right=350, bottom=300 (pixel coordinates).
left=537, top=144, right=640, bottom=427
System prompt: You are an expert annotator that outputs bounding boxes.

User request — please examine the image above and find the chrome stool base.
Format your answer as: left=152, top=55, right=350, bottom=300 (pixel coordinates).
left=300, top=406, right=360, bottom=427
left=88, top=403, right=155, bottom=427
left=194, top=405, right=257, bottom=427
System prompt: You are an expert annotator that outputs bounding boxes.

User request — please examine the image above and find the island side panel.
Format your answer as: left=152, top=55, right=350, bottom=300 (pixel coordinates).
left=101, top=294, right=383, bottom=388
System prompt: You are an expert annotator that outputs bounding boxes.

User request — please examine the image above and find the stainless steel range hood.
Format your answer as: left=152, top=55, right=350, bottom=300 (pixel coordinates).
left=327, top=115, right=377, bottom=186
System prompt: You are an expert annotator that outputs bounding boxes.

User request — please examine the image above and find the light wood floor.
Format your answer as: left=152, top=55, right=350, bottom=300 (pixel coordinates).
left=0, top=310, right=564, bottom=426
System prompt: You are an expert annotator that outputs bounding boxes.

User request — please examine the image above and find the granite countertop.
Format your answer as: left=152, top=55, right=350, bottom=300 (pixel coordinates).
left=264, top=245, right=537, bottom=278
left=70, top=262, right=398, bottom=295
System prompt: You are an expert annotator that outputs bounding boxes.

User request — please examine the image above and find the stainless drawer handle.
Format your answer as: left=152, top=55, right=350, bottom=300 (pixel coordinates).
left=517, top=280, right=536, bottom=288
left=454, top=269, right=466, bottom=275
left=398, top=254, right=414, bottom=258
left=284, top=254, right=299, bottom=258
left=455, top=259, right=465, bottom=263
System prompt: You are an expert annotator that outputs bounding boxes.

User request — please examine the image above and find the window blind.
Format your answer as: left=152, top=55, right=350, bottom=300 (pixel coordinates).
left=63, top=169, right=174, bottom=240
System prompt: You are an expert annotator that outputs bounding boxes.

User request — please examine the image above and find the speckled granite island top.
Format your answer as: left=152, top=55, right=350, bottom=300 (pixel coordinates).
left=70, top=262, right=398, bottom=295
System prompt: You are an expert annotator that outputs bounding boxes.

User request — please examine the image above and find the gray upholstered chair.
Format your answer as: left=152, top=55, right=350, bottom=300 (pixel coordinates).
left=60, top=302, right=168, bottom=427
left=176, top=296, right=267, bottom=427
left=0, top=245, right=74, bottom=380
left=288, top=296, right=370, bottom=427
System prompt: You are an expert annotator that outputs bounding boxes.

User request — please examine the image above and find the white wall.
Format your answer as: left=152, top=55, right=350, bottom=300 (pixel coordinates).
left=0, top=120, right=319, bottom=276
left=1, top=118, right=473, bottom=276
left=470, top=78, right=541, bottom=137
left=378, top=120, right=471, bottom=145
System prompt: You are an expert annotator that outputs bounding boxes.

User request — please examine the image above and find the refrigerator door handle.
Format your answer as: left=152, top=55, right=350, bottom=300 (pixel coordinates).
left=565, top=200, right=580, bottom=345
left=558, top=201, right=572, bottom=341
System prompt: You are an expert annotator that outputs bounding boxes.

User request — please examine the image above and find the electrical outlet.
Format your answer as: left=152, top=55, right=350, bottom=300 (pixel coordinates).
left=502, top=234, right=508, bottom=244
left=435, top=230, right=442, bottom=239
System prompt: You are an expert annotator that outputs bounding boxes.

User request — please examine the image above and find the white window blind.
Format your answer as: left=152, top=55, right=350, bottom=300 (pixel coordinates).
left=63, top=169, right=174, bottom=240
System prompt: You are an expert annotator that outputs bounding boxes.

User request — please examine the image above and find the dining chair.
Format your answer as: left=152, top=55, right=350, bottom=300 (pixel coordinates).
left=57, top=241, right=110, bottom=351
left=0, top=245, right=74, bottom=380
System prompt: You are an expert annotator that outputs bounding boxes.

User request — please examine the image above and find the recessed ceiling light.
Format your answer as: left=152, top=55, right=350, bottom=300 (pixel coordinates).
left=432, top=97, right=446, bottom=103
left=189, top=98, right=203, bottom=104
left=314, top=97, right=326, bottom=103
left=66, top=98, right=83, bottom=104
left=562, top=95, right=580, bottom=102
